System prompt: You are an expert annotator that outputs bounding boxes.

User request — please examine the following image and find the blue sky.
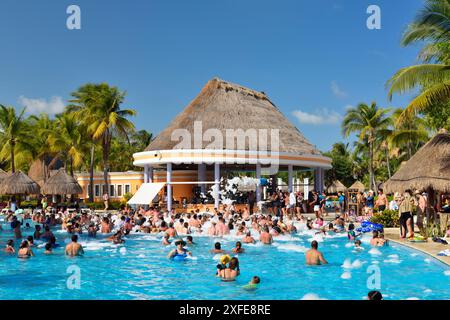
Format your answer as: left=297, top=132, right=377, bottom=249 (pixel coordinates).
left=0, top=0, right=424, bottom=152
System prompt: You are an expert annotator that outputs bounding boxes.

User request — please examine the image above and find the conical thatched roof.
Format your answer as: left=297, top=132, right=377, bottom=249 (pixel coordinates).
left=0, top=171, right=40, bottom=195
left=146, top=78, right=321, bottom=154
left=348, top=181, right=365, bottom=192
left=384, top=131, right=450, bottom=194
left=42, top=168, right=83, bottom=195
left=0, top=169, right=8, bottom=181
left=327, top=180, right=347, bottom=194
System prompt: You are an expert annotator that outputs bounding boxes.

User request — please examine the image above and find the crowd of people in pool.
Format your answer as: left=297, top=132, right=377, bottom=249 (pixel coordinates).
left=1, top=200, right=396, bottom=297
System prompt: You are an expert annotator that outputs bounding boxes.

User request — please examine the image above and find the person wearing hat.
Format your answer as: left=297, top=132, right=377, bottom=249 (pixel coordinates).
left=167, top=239, right=192, bottom=260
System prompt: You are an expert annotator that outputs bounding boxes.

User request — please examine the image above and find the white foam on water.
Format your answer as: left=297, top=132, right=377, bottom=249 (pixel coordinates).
left=351, top=259, right=363, bottom=269
left=345, top=242, right=353, bottom=248
left=300, top=293, right=326, bottom=300
left=186, top=255, right=197, bottom=260
left=212, top=254, right=221, bottom=261
left=368, top=248, right=382, bottom=256
left=424, top=258, right=431, bottom=263
left=341, top=259, right=352, bottom=269
left=137, top=254, right=146, bottom=258
left=341, top=271, right=352, bottom=279
left=406, top=297, right=419, bottom=300
left=119, top=247, right=127, bottom=255
left=444, top=270, right=450, bottom=276
left=424, top=289, right=432, bottom=293
left=383, top=258, right=402, bottom=264
left=410, top=253, right=418, bottom=257
left=371, top=260, right=380, bottom=264
left=80, top=241, right=114, bottom=251
left=276, top=243, right=308, bottom=253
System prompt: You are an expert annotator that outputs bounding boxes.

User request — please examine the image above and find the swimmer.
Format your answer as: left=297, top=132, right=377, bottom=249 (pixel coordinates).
left=259, top=226, right=273, bottom=245
left=243, top=276, right=261, bottom=290
left=26, top=236, right=35, bottom=247
left=210, top=242, right=225, bottom=254
left=162, top=233, right=171, bottom=245
left=305, top=240, right=328, bottom=265
left=220, top=257, right=240, bottom=281
left=354, top=239, right=364, bottom=250
left=367, top=290, right=383, bottom=300
left=186, top=235, right=195, bottom=245
left=242, top=231, right=256, bottom=244
left=87, top=223, right=98, bottom=237
left=167, top=239, right=192, bottom=259
left=347, top=223, right=361, bottom=241
left=216, top=254, right=231, bottom=276
left=370, top=231, right=386, bottom=247
left=17, top=240, right=34, bottom=258
left=5, top=239, right=15, bottom=253
left=44, top=243, right=53, bottom=254
left=33, top=225, right=42, bottom=239
left=65, top=234, right=84, bottom=257
left=232, top=241, right=245, bottom=253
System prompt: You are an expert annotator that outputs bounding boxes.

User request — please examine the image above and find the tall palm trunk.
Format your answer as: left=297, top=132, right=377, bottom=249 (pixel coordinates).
left=102, top=135, right=110, bottom=198
left=10, top=141, right=15, bottom=173
left=369, top=140, right=374, bottom=191
left=386, top=148, right=391, bottom=178
left=88, top=145, right=95, bottom=202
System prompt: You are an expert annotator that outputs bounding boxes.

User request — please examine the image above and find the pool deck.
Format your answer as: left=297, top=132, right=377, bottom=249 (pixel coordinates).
left=383, top=228, right=450, bottom=266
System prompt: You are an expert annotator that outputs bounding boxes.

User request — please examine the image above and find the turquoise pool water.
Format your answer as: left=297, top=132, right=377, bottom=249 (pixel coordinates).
left=1, top=219, right=449, bottom=300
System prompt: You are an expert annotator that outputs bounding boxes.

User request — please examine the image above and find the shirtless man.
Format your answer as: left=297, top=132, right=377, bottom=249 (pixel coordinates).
left=65, top=234, right=84, bottom=257
left=242, top=231, right=256, bottom=244
left=210, top=242, right=225, bottom=254
left=259, top=226, right=273, bottom=245
left=305, top=240, right=328, bottom=265
left=375, top=189, right=388, bottom=212
left=370, top=231, right=386, bottom=246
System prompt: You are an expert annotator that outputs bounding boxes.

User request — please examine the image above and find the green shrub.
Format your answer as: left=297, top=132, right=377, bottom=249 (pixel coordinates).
left=82, top=201, right=124, bottom=210
left=370, top=210, right=399, bottom=228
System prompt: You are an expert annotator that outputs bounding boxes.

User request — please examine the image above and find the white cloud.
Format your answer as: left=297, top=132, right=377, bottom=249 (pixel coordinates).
left=292, top=109, right=343, bottom=125
left=331, top=81, right=348, bottom=98
left=18, top=95, right=65, bottom=115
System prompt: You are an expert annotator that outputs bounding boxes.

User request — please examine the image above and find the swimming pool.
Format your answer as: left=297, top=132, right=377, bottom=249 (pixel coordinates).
left=1, top=219, right=449, bottom=300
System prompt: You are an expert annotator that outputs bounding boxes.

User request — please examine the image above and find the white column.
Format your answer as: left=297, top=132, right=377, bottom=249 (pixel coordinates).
left=149, top=166, right=153, bottom=183
left=167, top=163, right=172, bottom=212
left=144, top=165, right=149, bottom=183
left=288, top=165, right=293, bottom=193
left=256, top=164, right=261, bottom=202
left=214, top=163, right=220, bottom=208
left=198, top=163, right=206, bottom=194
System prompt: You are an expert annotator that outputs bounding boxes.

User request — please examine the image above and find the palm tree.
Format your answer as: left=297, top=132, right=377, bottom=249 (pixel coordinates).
left=387, top=0, right=450, bottom=120
left=0, top=105, right=33, bottom=173
left=28, top=113, right=56, bottom=182
left=70, top=83, right=136, bottom=200
left=342, top=102, right=391, bottom=192
left=48, top=112, right=88, bottom=176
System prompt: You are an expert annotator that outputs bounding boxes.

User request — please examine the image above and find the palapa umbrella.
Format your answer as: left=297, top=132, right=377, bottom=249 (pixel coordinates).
left=348, top=181, right=366, bottom=192
left=327, top=180, right=347, bottom=194
left=0, top=171, right=40, bottom=195
left=41, top=168, right=82, bottom=195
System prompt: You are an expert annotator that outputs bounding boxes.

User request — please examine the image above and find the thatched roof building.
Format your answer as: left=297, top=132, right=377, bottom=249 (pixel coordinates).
left=28, top=157, right=64, bottom=187
left=384, top=131, right=450, bottom=194
left=327, top=180, right=347, bottom=194
left=348, top=181, right=366, bottom=192
left=145, top=78, right=320, bottom=154
left=0, top=169, right=8, bottom=181
left=0, top=171, right=40, bottom=195
left=42, top=169, right=83, bottom=195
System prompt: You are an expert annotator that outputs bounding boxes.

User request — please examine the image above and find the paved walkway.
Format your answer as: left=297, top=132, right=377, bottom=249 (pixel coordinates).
left=383, top=228, right=450, bottom=266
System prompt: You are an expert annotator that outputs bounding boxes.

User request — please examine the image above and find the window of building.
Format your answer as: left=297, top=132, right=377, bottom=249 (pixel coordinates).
left=94, top=185, right=100, bottom=197
left=102, top=185, right=107, bottom=194
left=117, top=185, right=123, bottom=197
left=110, top=185, right=115, bottom=197
left=125, top=184, right=131, bottom=194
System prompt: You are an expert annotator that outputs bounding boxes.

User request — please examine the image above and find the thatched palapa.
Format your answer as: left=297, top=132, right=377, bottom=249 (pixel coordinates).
left=0, top=169, right=8, bottom=182
left=42, top=168, right=83, bottom=195
left=348, top=181, right=365, bottom=192
left=146, top=78, right=321, bottom=154
left=327, top=180, right=347, bottom=194
left=0, top=171, right=40, bottom=195
left=384, top=131, right=450, bottom=194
